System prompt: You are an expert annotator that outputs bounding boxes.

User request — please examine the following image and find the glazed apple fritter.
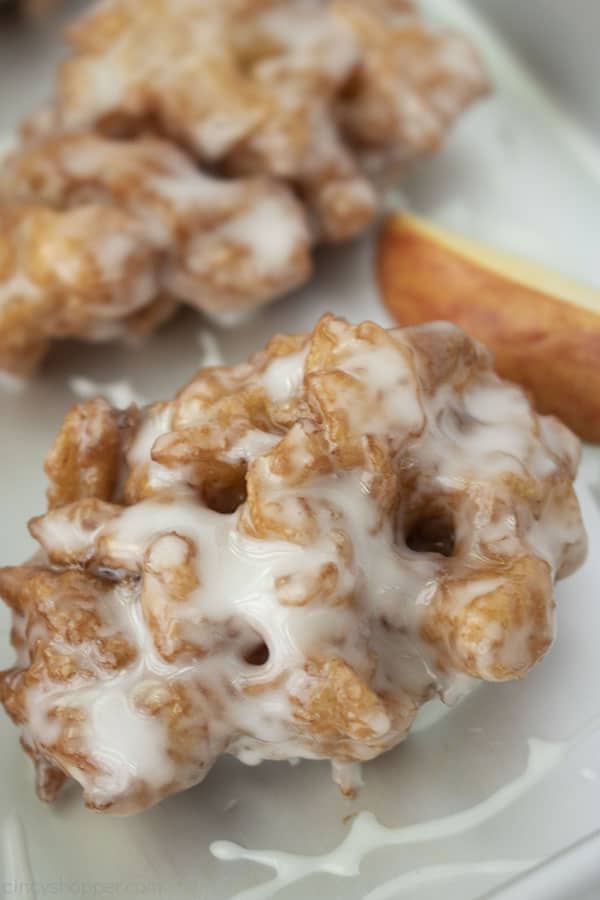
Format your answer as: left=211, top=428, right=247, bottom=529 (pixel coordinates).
left=0, top=0, right=488, bottom=373
left=0, top=315, right=586, bottom=813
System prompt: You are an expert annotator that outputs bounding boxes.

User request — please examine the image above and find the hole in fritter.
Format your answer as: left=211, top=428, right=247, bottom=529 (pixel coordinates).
left=244, top=641, right=270, bottom=667
left=405, top=509, right=455, bottom=558
left=201, top=474, right=248, bottom=515
left=338, top=68, right=362, bottom=104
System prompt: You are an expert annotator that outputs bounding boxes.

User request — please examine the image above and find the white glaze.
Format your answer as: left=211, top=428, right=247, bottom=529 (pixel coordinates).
left=211, top=738, right=565, bottom=899
left=331, top=760, right=364, bottom=795
left=261, top=348, right=308, bottom=405
left=89, top=689, right=175, bottom=800
left=196, top=329, right=225, bottom=368
left=211, top=713, right=600, bottom=900
left=69, top=376, right=146, bottom=408
left=219, top=194, right=308, bottom=275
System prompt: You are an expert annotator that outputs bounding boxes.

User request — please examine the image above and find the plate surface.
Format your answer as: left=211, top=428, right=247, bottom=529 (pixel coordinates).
left=1, top=2, right=600, bottom=899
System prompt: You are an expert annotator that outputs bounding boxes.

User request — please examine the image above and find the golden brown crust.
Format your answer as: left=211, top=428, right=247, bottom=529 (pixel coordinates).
left=292, top=658, right=405, bottom=757
left=422, top=556, right=554, bottom=681
left=45, top=398, right=137, bottom=509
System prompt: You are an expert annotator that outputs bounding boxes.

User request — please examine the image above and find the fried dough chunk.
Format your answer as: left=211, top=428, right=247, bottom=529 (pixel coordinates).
left=0, top=0, right=487, bottom=372
left=0, top=134, right=310, bottom=373
left=3, top=315, right=584, bottom=814
left=47, top=0, right=487, bottom=235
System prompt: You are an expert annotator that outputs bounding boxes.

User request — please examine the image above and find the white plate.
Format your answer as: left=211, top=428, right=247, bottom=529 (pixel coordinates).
left=1, top=3, right=600, bottom=899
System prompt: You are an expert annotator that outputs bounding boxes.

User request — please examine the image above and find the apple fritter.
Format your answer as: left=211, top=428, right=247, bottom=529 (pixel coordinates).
left=0, top=0, right=488, bottom=373
left=1, top=315, right=586, bottom=813
left=0, top=133, right=311, bottom=374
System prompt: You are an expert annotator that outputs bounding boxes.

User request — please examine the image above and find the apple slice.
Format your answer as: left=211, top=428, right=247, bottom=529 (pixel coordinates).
left=377, top=213, right=600, bottom=442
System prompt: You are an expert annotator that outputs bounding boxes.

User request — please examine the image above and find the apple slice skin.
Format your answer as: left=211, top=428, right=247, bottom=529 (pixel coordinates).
left=377, top=215, right=600, bottom=443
